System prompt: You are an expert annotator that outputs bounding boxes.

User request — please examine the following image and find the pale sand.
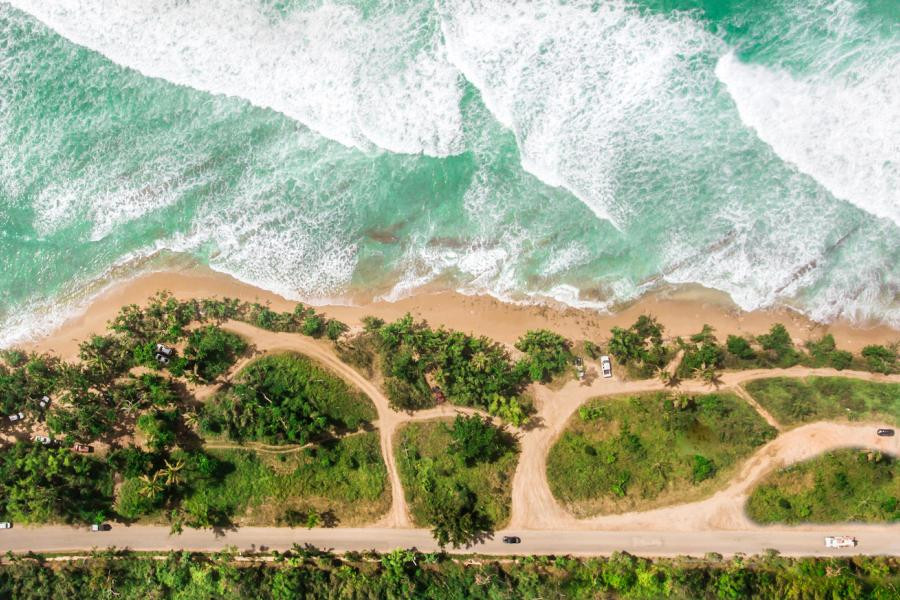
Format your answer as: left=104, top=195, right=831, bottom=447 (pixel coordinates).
left=18, top=264, right=899, bottom=361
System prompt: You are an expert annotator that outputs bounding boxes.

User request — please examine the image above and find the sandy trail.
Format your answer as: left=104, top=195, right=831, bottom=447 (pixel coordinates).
left=215, top=323, right=899, bottom=535
left=509, top=363, right=899, bottom=532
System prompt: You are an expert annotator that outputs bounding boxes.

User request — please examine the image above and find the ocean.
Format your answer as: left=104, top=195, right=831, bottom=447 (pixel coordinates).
left=0, top=0, right=898, bottom=345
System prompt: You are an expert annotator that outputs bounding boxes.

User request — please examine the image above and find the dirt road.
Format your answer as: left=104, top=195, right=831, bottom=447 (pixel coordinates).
left=9, top=320, right=898, bottom=556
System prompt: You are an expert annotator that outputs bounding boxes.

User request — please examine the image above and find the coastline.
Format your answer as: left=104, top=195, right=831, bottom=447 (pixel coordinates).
left=17, top=264, right=898, bottom=361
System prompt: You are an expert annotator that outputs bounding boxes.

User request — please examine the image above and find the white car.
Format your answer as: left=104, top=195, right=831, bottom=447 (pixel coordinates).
left=39, top=396, right=50, bottom=409
left=33, top=435, right=54, bottom=445
left=600, top=355, right=613, bottom=378
left=825, top=536, right=857, bottom=548
left=0, top=522, right=11, bottom=529
left=8, top=412, right=24, bottom=422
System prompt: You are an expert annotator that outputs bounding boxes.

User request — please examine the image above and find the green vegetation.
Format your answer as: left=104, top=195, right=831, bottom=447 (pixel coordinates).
left=396, top=419, right=518, bottom=547
left=179, top=433, right=388, bottom=527
left=756, top=324, right=802, bottom=368
left=805, top=334, right=854, bottom=370
left=0, top=442, right=113, bottom=524
left=744, top=376, right=900, bottom=426
left=179, top=325, right=247, bottom=382
left=0, top=550, right=896, bottom=599
left=607, top=315, right=673, bottom=378
left=200, top=353, right=375, bottom=445
left=514, top=329, right=573, bottom=382
left=747, top=449, right=899, bottom=524
left=862, top=344, right=898, bottom=374
left=368, top=315, right=535, bottom=421
left=548, top=392, right=776, bottom=516
left=676, top=324, right=725, bottom=381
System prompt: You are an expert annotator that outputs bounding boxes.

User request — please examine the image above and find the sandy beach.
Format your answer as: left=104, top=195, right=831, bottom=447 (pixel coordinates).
left=18, top=264, right=898, bottom=361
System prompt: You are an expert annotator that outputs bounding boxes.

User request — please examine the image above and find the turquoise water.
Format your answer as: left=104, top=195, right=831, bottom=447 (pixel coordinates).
left=0, top=0, right=898, bottom=344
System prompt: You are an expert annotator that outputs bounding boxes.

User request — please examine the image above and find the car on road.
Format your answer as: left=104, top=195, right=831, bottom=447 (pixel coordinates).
left=72, top=443, right=94, bottom=454
left=600, top=355, right=613, bottom=378
left=876, top=428, right=894, bottom=437
left=8, top=412, right=24, bottom=422
left=38, top=396, right=50, bottom=409
left=502, top=536, right=521, bottom=544
left=0, top=522, right=11, bottom=529
left=574, top=357, right=585, bottom=380
left=824, top=536, right=857, bottom=548
left=33, top=435, right=57, bottom=446
left=91, top=523, right=112, bottom=532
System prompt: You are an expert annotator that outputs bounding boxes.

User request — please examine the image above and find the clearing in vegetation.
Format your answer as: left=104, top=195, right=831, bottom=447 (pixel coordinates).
left=746, top=449, right=899, bottom=524
left=200, top=353, right=376, bottom=445
left=743, top=377, right=900, bottom=427
left=395, top=417, right=518, bottom=544
left=547, top=392, right=777, bottom=517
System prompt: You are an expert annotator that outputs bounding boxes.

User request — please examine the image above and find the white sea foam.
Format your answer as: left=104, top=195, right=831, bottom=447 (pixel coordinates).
left=9, top=0, right=465, bottom=157
left=717, top=52, right=900, bottom=226
left=438, top=0, right=722, bottom=227
left=715, top=0, right=900, bottom=226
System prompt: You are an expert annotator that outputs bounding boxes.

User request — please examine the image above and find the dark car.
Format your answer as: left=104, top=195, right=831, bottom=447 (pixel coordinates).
left=502, top=536, right=521, bottom=544
left=876, top=428, right=895, bottom=437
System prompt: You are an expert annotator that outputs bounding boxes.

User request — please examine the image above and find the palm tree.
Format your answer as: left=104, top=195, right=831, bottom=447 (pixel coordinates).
left=162, top=458, right=186, bottom=487
left=656, top=367, right=679, bottom=388
left=182, top=410, right=200, bottom=431
left=138, top=472, right=165, bottom=499
left=694, top=363, right=722, bottom=388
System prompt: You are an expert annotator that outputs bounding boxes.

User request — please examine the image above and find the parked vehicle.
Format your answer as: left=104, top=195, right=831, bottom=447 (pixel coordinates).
left=876, top=428, right=895, bottom=437
left=72, top=443, right=94, bottom=454
left=824, top=536, right=857, bottom=548
left=38, top=396, right=50, bottom=409
left=33, top=435, right=55, bottom=446
left=156, top=343, right=175, bottom=365
left=502, top=536, right=521, bottom=544
left=600, top=355, right=613, bottom=378
left=431, top=386, right=447, bottom=404
left=574, top=357, right=585, bottom=381
left=8, top=412, right=24, bottom=422
left=0, top=522, right=11, bottom=529
left=91, top=523, right=112, bottom=532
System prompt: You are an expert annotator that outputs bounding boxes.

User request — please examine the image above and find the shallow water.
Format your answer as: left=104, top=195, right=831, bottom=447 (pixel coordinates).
left=0, top=0, right=898, bottom=345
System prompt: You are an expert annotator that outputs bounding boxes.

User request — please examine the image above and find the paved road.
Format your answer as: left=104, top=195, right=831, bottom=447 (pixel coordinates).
left=2, top=525, right=897, bottom=557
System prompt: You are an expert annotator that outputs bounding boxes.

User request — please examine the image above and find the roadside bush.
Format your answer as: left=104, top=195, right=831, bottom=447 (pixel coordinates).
left=446, top=415, right=511, bottom=466
left=726, top=335, right=756, bottom=360
left=756, top=324, right=801, bottom=368
left=861, top=344, right=897, bottom=374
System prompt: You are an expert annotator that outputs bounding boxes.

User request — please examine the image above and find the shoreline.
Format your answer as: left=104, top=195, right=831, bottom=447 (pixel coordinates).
left=16, top=265, right=898, bottom=361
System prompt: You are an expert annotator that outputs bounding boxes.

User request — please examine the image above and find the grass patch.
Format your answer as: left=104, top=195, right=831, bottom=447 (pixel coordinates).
left=547, top=392, right=777, bottom=517
left=744, top=377, right=900, bottom=427
left=747, top=449, right=899, bottom=524
left=395, top=419, right=518, bottom=529
left=120, top=432, right=389, bottom=526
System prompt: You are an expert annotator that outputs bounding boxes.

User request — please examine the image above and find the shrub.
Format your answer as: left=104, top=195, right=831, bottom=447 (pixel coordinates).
left=726, top=335, right=756, bottom=360
left=182, top=325, right=247, bottom=382
left=861, top=345, right=897, bottom=374
left=691, top=455, right=716, bottom=482
left=302, top=316, right=325, bottom=337
left=325, top=320, right=348, bottom=341
left=447, top=415, right=510, bottom=466
left=136, top=410, right=178, bottom=452
left=757, top=324, right=801, bottom=367
left=515, top=329, right=573, bottom=382
left=607, top=315, right=671, bottom=378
